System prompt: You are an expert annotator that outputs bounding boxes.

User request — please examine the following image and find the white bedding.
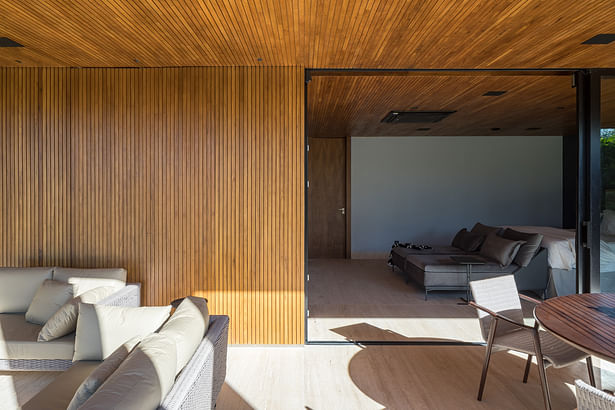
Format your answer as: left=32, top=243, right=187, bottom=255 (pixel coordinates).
left=508, top=226, right=577, bottom=270
left=508, top=225, right=615, bottom=272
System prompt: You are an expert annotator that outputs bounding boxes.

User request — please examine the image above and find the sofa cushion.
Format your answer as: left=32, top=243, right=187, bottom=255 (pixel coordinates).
left=159, top=296, right=210, bottom=375
left=405, top=255, right=518, bottom=274
left=25, top=279, right=74, bottom=325
left=53, top=267, right=126, bottom=296
left=480, top=234, right=525, bottom=267
left=0, top=313, right=74, bottom=360
left=22, top=361, right=101, bottom=410
left=38, top=286, right=118, bottom=342
left=501, top=228, right=544, bottom=267
left=74, top=303, right=171, bottom=361
left=451, top=228, right=484, bottom=252
left=80, top=333, right=177, bottom=410
left=67, top=337, right=141, bottom=410
left=470, top=222, right=503, bottom=239
left=0, top=267, right=54, bottom=313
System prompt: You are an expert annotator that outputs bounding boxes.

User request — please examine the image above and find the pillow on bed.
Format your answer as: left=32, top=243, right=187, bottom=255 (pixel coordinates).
left=471, top=222, right=503, bottom=239
left=602, top=209, right=615, bottom=236
left=500, top=228, right=543, bottom=267
left=451, top=229, right=484, bottom=252
left=479, top=234, right=525, bottom=267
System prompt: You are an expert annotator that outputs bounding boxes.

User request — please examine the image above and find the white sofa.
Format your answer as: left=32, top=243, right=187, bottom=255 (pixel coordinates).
left=22, top=302, right=229, bottom=410
left=0, top=266, right=140, bottom=371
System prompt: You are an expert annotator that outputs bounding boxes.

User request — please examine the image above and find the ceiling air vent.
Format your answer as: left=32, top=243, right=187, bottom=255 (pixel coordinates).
left=582, top=34, right=615, bottom=45
left=381, top=111, right=456, bottom=123
left=0, top=37, right=24, bottom=47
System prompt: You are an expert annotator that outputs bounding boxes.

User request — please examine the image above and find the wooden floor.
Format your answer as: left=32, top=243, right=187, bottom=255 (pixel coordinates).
left=5, top=346, right=615, bottom=410
left=308, top=258, right=522, bottom=342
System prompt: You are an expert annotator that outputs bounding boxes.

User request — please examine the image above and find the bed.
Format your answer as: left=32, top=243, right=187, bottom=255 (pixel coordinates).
left=507, top=226, right=615, bottom=296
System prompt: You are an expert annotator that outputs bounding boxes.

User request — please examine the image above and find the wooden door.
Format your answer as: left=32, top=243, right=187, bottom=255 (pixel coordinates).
left=308, top=137, right=347, bottom=258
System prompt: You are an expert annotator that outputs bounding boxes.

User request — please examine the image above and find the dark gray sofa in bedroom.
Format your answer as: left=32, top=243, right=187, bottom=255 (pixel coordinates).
left=391, top=223, right=548, bottom=298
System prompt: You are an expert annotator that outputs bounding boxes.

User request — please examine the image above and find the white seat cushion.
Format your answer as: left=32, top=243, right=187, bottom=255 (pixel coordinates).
left=0, top=313, right=74, bottom=360
left=0, top=267, right=54, bottom=313
left=67, top=337, right=141, bottom=410
left=73, top=304, right=171, bottom=361
left=22, top=361, right=101, bottom=410
left=80, top=333, right=177, bottom=410
left=53, top=268, right=126, bottom=296
left=159, top=296, right=210, bottom=374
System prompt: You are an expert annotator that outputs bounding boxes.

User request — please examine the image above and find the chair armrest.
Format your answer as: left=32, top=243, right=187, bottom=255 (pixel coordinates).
left=519, top=293, right=542, bottom=305
left=469, top=301, right=535, bottom=331
left=97, top=283, right=141, bottom=307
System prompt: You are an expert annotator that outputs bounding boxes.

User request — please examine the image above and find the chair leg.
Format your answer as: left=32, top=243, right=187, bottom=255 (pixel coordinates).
left=523, top=354, right=532, bottom=383
left=587, top=356, right=596, bottom=387
left=478, top=319, right=498, bottom=401
left=532, top=331, right=552, bottom=410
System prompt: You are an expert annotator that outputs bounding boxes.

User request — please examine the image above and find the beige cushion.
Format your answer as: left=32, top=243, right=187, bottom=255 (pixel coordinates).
left=0, top=267, right=53, bottom=313
left=0, top=313, right=74, bottom=360
left=53, top=267, right=126, bottom=296
left=74, top=303, right=171, bottom=361
left=25, top=279, right=74, bottom=325
left=500, top=228, right=544, bottom=267
left=480, top=234, right=525, bottom=267
left=22, top=361, right=101, bottom=410
left=38, top=286, right=117, bottom=342
left=67, top=337, right=141, bottom=410
left=159, top=296, right=210, bottom=374
left=80, top=333, right=177, bottom=410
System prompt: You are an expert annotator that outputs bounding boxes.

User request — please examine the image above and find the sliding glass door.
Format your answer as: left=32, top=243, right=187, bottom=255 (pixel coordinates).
left=599, top=76, right=615, bottom=293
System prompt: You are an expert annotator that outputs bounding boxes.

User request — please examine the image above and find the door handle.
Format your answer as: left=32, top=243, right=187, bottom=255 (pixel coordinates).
left=338, top=207, right=345, bottom=215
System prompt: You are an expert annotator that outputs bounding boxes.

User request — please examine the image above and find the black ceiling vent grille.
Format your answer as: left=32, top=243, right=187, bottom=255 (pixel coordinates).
left=381, top=111, right=456, bottom=124
left=0, top=37, right=24, bottom=47
left=582, top=34, right=615, bottom=45
left=483, top=90, right=507, bottom=96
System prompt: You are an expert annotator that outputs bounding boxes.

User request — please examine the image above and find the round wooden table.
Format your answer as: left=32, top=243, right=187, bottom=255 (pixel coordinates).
left=534, top=293, right=615, bottom=362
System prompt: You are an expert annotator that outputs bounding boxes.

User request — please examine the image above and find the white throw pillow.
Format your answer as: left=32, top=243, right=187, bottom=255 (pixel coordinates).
left=73, top=303, right=171, bottom=361
left=0, top=267, right=53, bottom=313
left=602, top=209, right=615, bottom=236
left=159, top=296, right=210, bottom=374
left=67, top=336, right=141, bottom=410
left=38, top=286, right=118, bottom=342
left=53, top=267, right=126, bottom=296
left=79, top=333, right=177, bottom=410
left=25, top=279, right=74, bottom=325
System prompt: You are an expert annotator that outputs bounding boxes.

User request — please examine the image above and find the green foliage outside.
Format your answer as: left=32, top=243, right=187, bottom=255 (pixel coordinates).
left=602, top=129, right=615, bottom=209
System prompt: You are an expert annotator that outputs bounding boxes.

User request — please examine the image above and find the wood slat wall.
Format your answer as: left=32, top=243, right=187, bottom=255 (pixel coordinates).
left=0, top=66, right=305, bottom=344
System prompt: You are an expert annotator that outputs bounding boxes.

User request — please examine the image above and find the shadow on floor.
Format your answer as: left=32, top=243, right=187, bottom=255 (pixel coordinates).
left=335, top=323, right=587, bottom=410
left=217, top=381, right=257, bottom=410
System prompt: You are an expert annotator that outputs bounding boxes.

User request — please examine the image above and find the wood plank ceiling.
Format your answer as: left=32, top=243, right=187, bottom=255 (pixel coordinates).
left=308, top=74, right=579, bottom=137
left=1, top=1, right=615, bottom=68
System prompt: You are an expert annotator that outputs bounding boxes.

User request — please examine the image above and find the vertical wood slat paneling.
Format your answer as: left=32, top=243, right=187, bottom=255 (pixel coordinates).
left=0, top=66, right=305, bottom=344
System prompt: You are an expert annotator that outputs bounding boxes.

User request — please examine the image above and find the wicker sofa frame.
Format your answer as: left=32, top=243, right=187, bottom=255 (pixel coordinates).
left=159, top=314, right=229, bottom=410
left=0, top=283, right=141, bottom=372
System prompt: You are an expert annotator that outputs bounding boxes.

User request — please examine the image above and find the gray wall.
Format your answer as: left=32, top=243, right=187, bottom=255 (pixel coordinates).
left=351, top=136, right=563, bottom=258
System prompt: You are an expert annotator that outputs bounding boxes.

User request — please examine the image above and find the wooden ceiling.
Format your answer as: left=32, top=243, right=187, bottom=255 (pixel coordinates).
left=1, top=1, right=615, bottom=68
left=308, top=74, right=580, bottom=137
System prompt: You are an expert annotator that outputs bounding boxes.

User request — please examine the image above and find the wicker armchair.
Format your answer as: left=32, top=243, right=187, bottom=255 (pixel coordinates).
left=576, top=379, right=615, bottom=410
left=469, top=275, right=594, bottom=410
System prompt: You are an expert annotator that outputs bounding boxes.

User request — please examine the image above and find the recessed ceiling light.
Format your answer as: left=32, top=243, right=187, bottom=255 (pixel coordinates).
left=491, top=127, right=501, bottom=131
left=134, top=58, right=140, bottom=63
left=483, top=91, right=507, bottom=96
left=15, top=60, right=21, bottom=64
left=416, top=128, right=430, bottom=131
left=582, top=34, right=615, bottom=45
left=0, top=37, right=23, bottom=47
left=557, top=106, right=566, bottom=110
left=411, top=106, right=419, bottom=110
left=257, top=58, right=263, bottom=62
